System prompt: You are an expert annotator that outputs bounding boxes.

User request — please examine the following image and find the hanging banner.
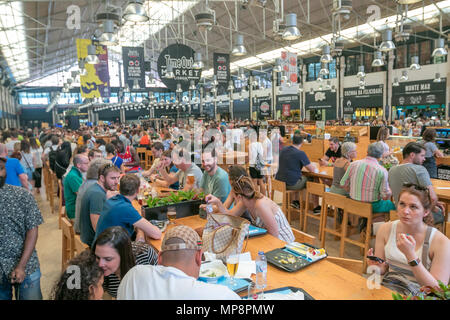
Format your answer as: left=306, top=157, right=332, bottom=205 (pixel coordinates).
left=343, top=85, right=383, bottom=114
left=276, top=94, right=299, bottom=112
left=282, top=104, right=291, bottom=116
left=76, top=39, right=110, bottom=99
left=157, top=43, right=202, bottom=92
left=392, top=79, right=446, bottom=106
left=122, top=46, right=145, bottom=90
left=213, top=53, right=230, bottom=94
left=280, top=51, right=297, bottom=88
left=258, top=98, right=271, bottom=118
left=305, top=90, right=336, bottom=109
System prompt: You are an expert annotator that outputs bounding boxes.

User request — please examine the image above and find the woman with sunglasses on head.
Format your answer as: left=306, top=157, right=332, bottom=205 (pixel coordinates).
left=367, top=184, right=450, bottom=296
left=92, top=226, right=158, bottom=299
left=205, top=174, right=295, bottom=243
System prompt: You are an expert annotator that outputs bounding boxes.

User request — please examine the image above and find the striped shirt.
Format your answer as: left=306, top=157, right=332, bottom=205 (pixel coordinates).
left=104, top=241, right=158, bottom=298
left=340, top=156, right=391, bottom=203
left=250, top=206, right=295, bottom=243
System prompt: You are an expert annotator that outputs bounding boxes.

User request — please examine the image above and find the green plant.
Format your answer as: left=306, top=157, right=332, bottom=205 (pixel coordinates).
left=145, top=190, right=204, bottom=208
left=392, top=281, right=450, bottom=300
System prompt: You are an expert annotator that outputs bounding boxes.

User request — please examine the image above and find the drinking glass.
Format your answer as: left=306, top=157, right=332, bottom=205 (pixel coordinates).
left=167, top=207, right=177, bottom=225
left=226, top=254, right=239, bottom=286
left=136, top=194, right=144, bottom=206
left=187, top=174, right=195, bottom=185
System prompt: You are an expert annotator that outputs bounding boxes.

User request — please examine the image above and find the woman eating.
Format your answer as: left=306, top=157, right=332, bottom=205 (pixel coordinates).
left=366, top=184, right=450, bottom=296
left=205, top=175, right=295, bottom=243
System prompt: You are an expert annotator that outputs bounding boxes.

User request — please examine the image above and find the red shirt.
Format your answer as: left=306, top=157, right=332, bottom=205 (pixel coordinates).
left=117, top=146, right=140, bottom=172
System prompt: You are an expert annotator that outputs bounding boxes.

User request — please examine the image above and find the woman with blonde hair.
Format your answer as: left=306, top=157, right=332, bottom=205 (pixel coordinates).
left=205, top=175, right=295, bottom=243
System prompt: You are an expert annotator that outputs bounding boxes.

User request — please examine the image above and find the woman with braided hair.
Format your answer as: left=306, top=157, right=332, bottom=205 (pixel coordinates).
left=205, top=174, right=295, bottom=243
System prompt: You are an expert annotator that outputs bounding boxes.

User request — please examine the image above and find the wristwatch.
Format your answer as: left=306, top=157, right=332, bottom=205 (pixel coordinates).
left=408, top=258, right=421, bottom=267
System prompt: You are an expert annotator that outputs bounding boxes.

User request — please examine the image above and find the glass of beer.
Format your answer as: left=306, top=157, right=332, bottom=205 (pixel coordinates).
left=187, top=174, right=195, bottom=185
left=167, top=207, right=177, bottom=225
left=226, top=254, right=239, bottom=286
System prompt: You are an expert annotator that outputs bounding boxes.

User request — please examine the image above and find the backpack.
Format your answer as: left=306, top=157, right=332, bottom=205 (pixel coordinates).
left=48, top=147, right=57, bottom=172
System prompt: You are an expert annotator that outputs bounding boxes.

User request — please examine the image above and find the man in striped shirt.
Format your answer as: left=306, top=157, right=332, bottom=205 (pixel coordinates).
left=340, top=142, right=396, bottom=230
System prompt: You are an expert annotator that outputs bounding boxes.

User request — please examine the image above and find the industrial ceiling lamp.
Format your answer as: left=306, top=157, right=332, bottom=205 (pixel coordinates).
left=123, top=83, right=130, bottom=92
left=393, top=77, right=399, bottom=86
left=212, top=75, right=219, bottom=86
left=432, top=38, right=448, bottom=57
left=99, top=20, right=117, bottom=46
left=298, top=83, right=303, bottom=92
left=228, top=80, right=234, bottom=91
left=189, top=80, right=196, bottom=90
left=280, top=70, right=288, bottom=82
left=86, top=44, right=100, bottom=64
left=433, top=73, right=442, bottom=83
left=273, top=58, right=282, bottom=72
left=238, top=67, right=246, bottom=81
left=400, top=70, right=408, bottom=81
left=325, top=80, right=331, bottom=90
left=165, top=64, right=175, bottom=79
left=397, top=0, right=425, bottom=4
left=124, top=0, right=149, bottom=22
left=232, top=34, right=247, bottom=56
left=356, top=65, right=365, bottom=78
left=132, top=79, right=140, bottom=90
left=319, top=63, right=329, bottom=76
left=282, top=13, right=301, bottom=41
left=316, top=75, right=323, bottom=82
left=379, top=29, right=396, bottom=52
left=409, top=56, right=421, bottom=71
left=371, top=51, right=385, bottom=67
left=320, top=45, right=333, bottom=64
left=193, top=52, right=204, bottom=69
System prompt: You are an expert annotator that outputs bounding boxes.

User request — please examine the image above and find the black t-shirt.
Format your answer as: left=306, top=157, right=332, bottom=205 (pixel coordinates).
left=275, top=146, right=311, bottom=186
left=325, top=145, right=342, bottom=162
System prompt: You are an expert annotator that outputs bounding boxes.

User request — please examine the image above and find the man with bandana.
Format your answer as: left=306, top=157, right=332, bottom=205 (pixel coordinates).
left=0, top=156, right=44, bottom=300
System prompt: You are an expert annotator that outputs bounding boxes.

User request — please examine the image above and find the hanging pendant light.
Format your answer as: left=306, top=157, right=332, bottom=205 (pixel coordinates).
left=123, top=83, right=130, bottom=92
left=325, top=80, right=331, bottom=90
left=331, top=85, right=336, bottom=93
left=193, top=52, right=204, bottom=69
left=393, top=77, right=399, bottom=86
left=309, top=88, right=314, bottom=95
left=189, top=80, right=196, bottom=90
left=228, top=80, right=234, bottom=91
left=132, top=79, right=140, bottom=90
left=78, top=59, right=88, bottom=76
left=400, top=70, right=408, bottom=81
left=371, top=51, right=385, bottom=67
left=165, top=64, right=175, bottom=79
left=273, top=58, right=282, bottom=72
left=124, top=0, right=149, bottom=22
left=432, top=38, right=448, bottom=57
left=86, top=44, right=99, bottom=64
left=232, top=34, right=247, bottom=56
left=379, top=29, right=396, bottom=52
left=298, top=83, right=304, bottom=92
left=99, top=20, right=117, bottom=46
left=238, top=67, right=246, bottom=81
left=280, top=70, right=288, bottom=83
left=433, top=73, right=442, bottom=83
left=409, top=56, right=421, bottom=70
left=320, top=45, right=333, bottom=63
left=357, top=65, right=366, bottom=78
left=282, top=13, right=301, bottom=41
left=319, top=63, right=329, bottom=76
left=212, top=75, right=219, bottom=86
left=316, top=75, right=323, bottom=82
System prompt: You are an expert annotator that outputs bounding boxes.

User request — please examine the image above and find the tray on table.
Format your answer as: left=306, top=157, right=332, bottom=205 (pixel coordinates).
left=264, top=242, right=327, bottom=273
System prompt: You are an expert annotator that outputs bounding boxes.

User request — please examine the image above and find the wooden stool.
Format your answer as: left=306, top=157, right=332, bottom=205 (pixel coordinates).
left=340, top=198, right=373, bottom=273
left=74, top=234, right=89, bottom=255
left=61, top=217, right=75, bottom=271
left=292, top=227, right=316, bottom=246
left=57, top=179, right=66, bottom=229
left=270, top=179, right=303, bottom=224
left=136, top=147, right=147, bottom=169
left=320, top=192, right=347, bottom=250
left=303, top=181, right=326, bottom=237
left=145, top=150, right=153, bottom=170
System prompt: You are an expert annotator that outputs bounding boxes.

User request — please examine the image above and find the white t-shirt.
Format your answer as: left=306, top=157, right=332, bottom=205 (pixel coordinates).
left=261, top=137, right=273, bottom=162
left=117, top=265, right=241, bottom=300
left=249, top=141, right=264, bottom=167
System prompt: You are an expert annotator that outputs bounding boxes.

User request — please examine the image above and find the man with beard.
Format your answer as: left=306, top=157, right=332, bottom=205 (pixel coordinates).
left=0, top=157, right=44, bottom=300
left=79, top=163, right=121, bottom=247
left=388, top=142, right=445, bottom=225
left=199, top=147, right=231, bottom=203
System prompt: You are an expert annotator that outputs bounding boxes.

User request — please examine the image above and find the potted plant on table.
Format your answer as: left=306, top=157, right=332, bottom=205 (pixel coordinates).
left=392, top=281, right=449, bottom=300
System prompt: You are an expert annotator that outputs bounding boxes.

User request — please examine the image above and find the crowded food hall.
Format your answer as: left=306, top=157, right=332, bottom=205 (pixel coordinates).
left=1, top=0, right=449, bottom=303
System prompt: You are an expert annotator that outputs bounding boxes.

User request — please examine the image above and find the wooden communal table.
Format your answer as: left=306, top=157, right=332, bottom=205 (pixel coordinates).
left=145, top=215, right=393, bottom=300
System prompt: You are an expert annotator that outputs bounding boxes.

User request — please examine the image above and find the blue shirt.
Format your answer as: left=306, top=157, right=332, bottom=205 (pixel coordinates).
left=275, top=146, right=311, bottom=186
left=94, top=194, right=142, bottom=242
left=169, top=165, right=179, bottom=189
left=5, top=157, right=25, bottom=187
